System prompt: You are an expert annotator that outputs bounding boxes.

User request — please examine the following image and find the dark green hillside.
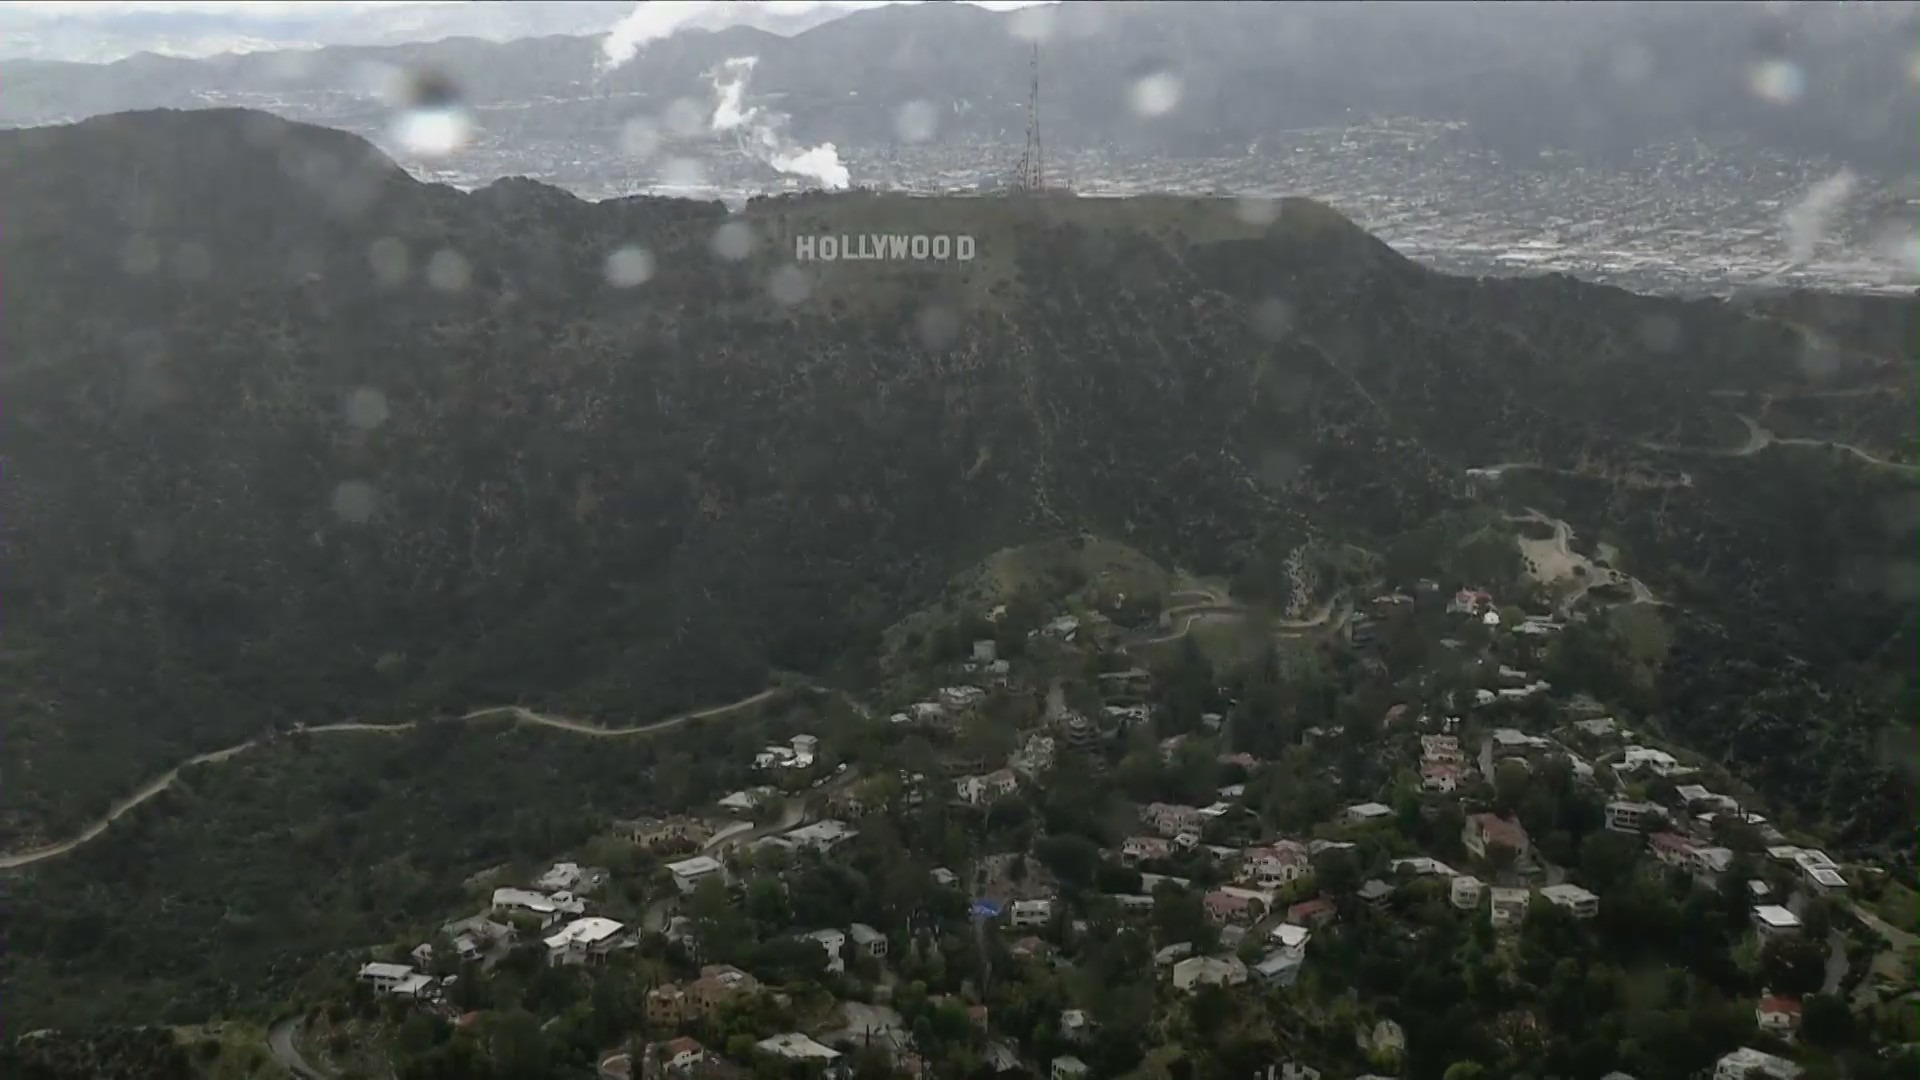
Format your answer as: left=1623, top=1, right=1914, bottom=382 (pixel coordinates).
left=0, top=108, right=1912, bottom=854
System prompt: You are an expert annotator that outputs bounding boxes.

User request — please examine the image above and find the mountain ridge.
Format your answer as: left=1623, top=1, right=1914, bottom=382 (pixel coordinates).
left=1, top=108, right=1912, bottom=856
left=4, top=2, right=1916, bottom=174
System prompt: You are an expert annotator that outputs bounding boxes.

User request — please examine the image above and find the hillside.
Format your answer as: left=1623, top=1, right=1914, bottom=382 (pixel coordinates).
left=0, top=108, right=1914, bottom=861
left=2, top=2, right=1916, bottom=173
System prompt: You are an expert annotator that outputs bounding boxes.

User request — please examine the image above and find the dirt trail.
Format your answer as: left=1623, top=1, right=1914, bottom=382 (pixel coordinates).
left=0, top=687, right=787, bottom=870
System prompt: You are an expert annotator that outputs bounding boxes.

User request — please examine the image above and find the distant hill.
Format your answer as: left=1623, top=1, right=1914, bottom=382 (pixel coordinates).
left=0, top=107, right=1912, bottom=864
left=3, top=2, right=1916, bottom=174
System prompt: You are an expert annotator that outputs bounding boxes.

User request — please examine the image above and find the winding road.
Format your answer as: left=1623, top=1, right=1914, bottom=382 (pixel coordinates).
left=0, top=688, right=789, bottom=871
left=1643, top=415, right=1918, bottom=476
left=268, top=1016, right=329, bottom=1080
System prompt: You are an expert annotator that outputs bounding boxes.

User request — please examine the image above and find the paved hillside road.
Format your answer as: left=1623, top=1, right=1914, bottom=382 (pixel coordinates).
left=268, top=1015, right=330, bottom=1080
left=0, top=687, right=791, bottom=871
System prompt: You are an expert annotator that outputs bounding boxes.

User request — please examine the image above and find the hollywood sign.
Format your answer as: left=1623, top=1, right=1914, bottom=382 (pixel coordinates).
left=794, top=234, right=977, bottom=262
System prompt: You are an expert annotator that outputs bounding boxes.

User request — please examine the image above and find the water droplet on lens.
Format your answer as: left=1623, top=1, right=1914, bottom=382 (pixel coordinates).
left=604, top=245, right=655, bottom=288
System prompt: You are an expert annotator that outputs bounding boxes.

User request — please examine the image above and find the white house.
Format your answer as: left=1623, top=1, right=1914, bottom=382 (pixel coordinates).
left=849, top=922, right=888, bottom=959
left=542, top=917, right=626, bottom=966
left=1605, top=799, right=1663, bottom=833
left=1239, top=842, right=1311, bottom=888
left=783, top=819, right=858, bottom=853
left=1008, top=899, right=1054, bottom=929
left=1344, top=802, right=1394, bottom=826
left=666, top=855, right=727, bottom=895
left=491, top=887, right=584, bottom=929
left=1450, top=875, right=1485, bottom=910
left=357, top=962, right=419, bottom=994
left=804, top=928, right=847, bottom=973
left=1713, top=1046, right=1802, bottom=1080
left=955, top=768, right=1020, bottom=806
left=1539, top=883, right=1599, bottom=919
left=1051, top=1057, right=1089, bottom=1080
left=1751, top=905, right=1803, bottom=937
left=756, top=1033, right=841, bottom=1064
left=1618, top=745, right=1692, bottom=778
left=1489, top=887, right=1530, bottom=929
left=1171, top=955, right=1248, bottom=990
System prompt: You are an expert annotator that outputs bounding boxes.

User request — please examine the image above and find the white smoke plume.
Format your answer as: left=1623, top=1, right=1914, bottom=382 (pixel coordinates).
left=1781, top=169, right=1857, bottom=267
left=708, top=55, right=851, bottom=190
left=599, top=0, right=716, bottom=72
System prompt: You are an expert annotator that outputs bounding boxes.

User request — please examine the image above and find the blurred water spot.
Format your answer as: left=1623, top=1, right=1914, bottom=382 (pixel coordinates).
left=1635, top=313, right=1682, bottom=353
left=344, top=387, right=390, bottom=431
left=894, top=100, right=938, bottom=143
left=426, top=249, right=472, bottom=293
left=917, top=305, right=960, bottom=349
left=1008, top=5, right=1056, bottom=43
left=331, top=481, right=379, bottom=524
left=711, top=222, right=756, bottom=261
left=368, top=238, right=411, bottom=287
left=387, top=68, right=472, bottom=158
left=1747, top=59, right=1804, bottom=105
left=172, top=241, right=212, bottom=283
left=287, top=245, right=325, bottom=282
left=1795, top=334, right=1841, bottom=382
left=131, top=522, right=175, bottom=565
left=619, top=116, right=661, bottom=159
left=1258, top=447, right=1304, bottom=487
left=1782, top=170, right=1857, bottom=265
left=1235, top=197, right=1282, bottom=227
left=1610, top=43, right=1654, bottom=85
left=1881, top=561, right=1919, bottom=602
left=663, top=97, right=707, bottom=137
left=1129, top=72, right=1183, bottom=118
left=120, top=234, right=161, bottom=276
left=1250, top=298, right=1295, bottom=341
left=604, top=245, right=655, bottom=288
left=1908, top=51, right=1920, bottom=86
left=768, top=265, right=810, bottom=306
left=661, top=157, right=708, bottom=190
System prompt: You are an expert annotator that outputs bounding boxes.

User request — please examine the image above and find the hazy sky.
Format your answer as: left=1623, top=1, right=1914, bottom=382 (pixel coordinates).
left=9, top=1, right=1043, bottom=16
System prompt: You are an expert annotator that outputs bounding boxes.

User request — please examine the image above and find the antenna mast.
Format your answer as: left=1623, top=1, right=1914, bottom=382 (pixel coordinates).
left=1017, top=43, right=1045, bottom=191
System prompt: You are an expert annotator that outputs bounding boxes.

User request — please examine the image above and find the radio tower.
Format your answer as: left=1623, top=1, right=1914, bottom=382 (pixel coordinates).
left=1017, top=43, right=1045, bottom=191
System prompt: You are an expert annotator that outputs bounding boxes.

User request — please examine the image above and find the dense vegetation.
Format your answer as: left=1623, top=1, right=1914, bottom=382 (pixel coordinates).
left=0, top=109, right=1911, bottom=856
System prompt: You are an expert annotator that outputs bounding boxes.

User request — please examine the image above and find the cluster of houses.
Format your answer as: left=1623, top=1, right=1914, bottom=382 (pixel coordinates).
left=357, top=862, right=635, bottom=1001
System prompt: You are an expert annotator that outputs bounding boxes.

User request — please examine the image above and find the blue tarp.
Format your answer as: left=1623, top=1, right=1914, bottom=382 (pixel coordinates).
left=969, top=899, right=1003, bottom=919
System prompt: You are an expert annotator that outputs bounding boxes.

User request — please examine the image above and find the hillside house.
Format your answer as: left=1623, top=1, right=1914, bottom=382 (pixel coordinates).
left=1751, top=905, right=1802, bottom=937
left=1618, top=745, right=1693, bottom=778
left=1252, top=950, right=1304, bottom=987
left=1463, top=813, right=1531, bottom=861
left=690, top=965, right=760, bottom=1012
left=804, top=928, right=847, bottom=973
left=1238, top=842, right=1311, bottom=888
left=1051, top=1057, right=1089, bottom=1080
left=357, top=962, right=433, bottom=997
left=1008, top=898, right=1055, bottom=929
left=1285, top=898, right=1337, bottom=928
left=849, top=923, right=888, bottom=959
left=1605, top=799, right=1664, bottom=833
left=1756, top=995, right=1801, bottom=1038
left=783, top=819, right=858, bottom=853
left=1122, top=836, right=1172, bottom=865
left=1712, top=1047, right=1802, bottom=1080
left=756, top=1033, right=841, bottom=1067
left=1489, top=887, right=1530, bottom=929
left=491, top=887, right=584, bottom=929
left=1421, top=734, right=1465, bottom=763
left=1143, top=802, right=1205, bottom=837
left=1650, top=832, right=1697, bottom=870
left=1344, top=802, right=1394, bottom=826
left=1170, top=955, right=1248, bottom=990
left=956, top=768, right=1019, bottom=806
left=543, top=917, right=627, bottom=966
left=1202, top=889, right=1265, bottom=925
left=1450, top=875, right=1485, bottom=910
left=1421, top=761, right=1465, bottom=793
left=667, top=855, right=728, bottom=896
left=1490, top=728, right=1551, bottom=757
left=1539, top=883, right=1599, bottom=919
